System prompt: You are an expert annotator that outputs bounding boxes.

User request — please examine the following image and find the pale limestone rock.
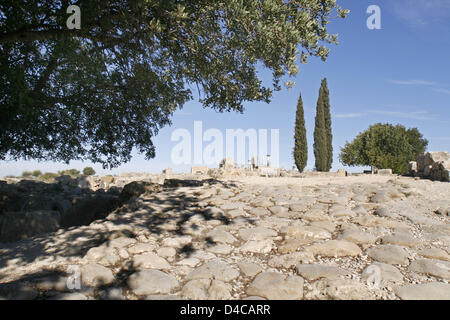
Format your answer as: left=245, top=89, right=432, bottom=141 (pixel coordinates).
left=156, top=247, right=177, bottom=258
left=321, top=279, right=375, bottom=300
left=248, top=207, right=271, bottom=217
left=395, top=282, right=450, bottom=300
left=268, top=206, right=289, bottom=216
left=81, top=263, right=115, bottom=287
left=418, top=248, right=450, bottom=261
left=205, top=229, right=237, bottom=244
left=367, top=245, right=410, bottom=266
left=338, top=229, right=378, bottom=245
left=133, top=253, right=171, bottom=270
left=268, top=252, right=315, bottom=269
left=176, top=257, right=201, bottom=267
left=381, top=232, right=422, bottom=248
left=240, top=239, right=274, bottom=254
left=304, top=240, right=362, bottom=257
left=107, top=237, right=137, bottom=249
left=246, top=272, right=304, bottom=300
left=128, top=269, right=178, bottom=296
left=309, top=221, right=337, bottom=233
left=409, top=259, right=450, bottom=280
left=227, top=209, right=246, bottom=218
left=237, top=261, right=263, bottom=277
left=206, top=243, right=233, bottom=255
left=295, top=264, right=351, bottom=281
left=361, top=262, right=404, bottom=287
left=186, top=260, right=239, bottom=282
left=282, top=225, right=331, bottom=240
left=277, top=238, right=315, bottom=254
left=182, top=279, right=232, bottom=300
left=127, top=243, right=156, bottom=254
left=85, top=245, right=120, bottom=266
left=238, top=227, right=277, bottom=241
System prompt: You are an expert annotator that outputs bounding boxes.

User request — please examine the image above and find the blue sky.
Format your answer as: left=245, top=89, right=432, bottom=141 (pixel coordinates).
left=1, top=0, right=450, bottom=176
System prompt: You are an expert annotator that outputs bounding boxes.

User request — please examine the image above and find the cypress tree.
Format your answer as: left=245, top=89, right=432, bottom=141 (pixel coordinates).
left=321, top=78, right=333, bottom=172
left=293, top=92, right=307, bottom=172
left=314, top=83, right=327, bottom=171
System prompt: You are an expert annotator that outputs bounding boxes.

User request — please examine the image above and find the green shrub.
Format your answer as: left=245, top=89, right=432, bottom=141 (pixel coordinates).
left=22, top=171, right=32, bottom=177
left=32, top=170, right=42, bottom=177
left=82, top=167, right=96, bottom=176
left=39, top=172, right=58, bottom=182
left=58, top=169, right=80, bottom=177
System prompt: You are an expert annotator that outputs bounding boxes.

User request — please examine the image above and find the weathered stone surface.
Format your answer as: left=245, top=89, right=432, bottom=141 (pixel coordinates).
left=127, top=243, right=155, bottom=254
left=295, top=264, right=351, bottom=281
left=282, top=225, right=331, bottom=240
left=186, top=260, right=239, bottom=282
left=367, top=245, right=410, bottom=265
left=268, top=252, right=315, bottom=269
left=305, top=240, right=362, bottom=257
left=85, top=245, right=120, bottom=266
left=277, top=238, right=315, bottom=254
left=238, top=227, right=277, bottom=241
left=361, top=262, right=404, bottom=287
left=240, top=239, right=274, bottom=254
left=338, top=229, right=378, bottom=245
left=176, top=257, right=201, bottom=268
left=319, top=279, right=375, bottom=300
left=182, top=279, right=232, bottom=300
left=156, top=247, right=177, bottom=258
left=206, top=243, right=233, bottom=255
left=248, top=207, right=271, bottom=217
left=409, top=259, right=450, bottom=280
left=237, top=261, right=263, bottom=277
left=381, top=232, right=422, bottom=248
left=206, top=229, right=237, bottom=244
left=81, top=263, right=115, bottom=287
left=268, top=206, right=288, bottom=216
left=418, top=248, right=450, bottom=261
left=246, top=272, right=304, bottom=300
left=108, top=237, right=137, bottom=248
left=128, top=270, right=179, bottom=295
left=161, top=235, right=191, bottom=247
left=133, top=253, right=171, bottom=270
left=395, top=282, right=450, bottom=300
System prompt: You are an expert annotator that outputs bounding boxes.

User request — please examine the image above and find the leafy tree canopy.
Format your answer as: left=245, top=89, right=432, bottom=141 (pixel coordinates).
left=339, top=123, right=428, bottom=174
left=0, top=0, right=348, bottom=168
left=82, top=166, right=96, bottom=176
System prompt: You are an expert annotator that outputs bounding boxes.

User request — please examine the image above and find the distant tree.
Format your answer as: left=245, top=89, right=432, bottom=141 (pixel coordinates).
left=39, top=172, right=58, bottom=182
left=321, top=78, right=333, bottom=171
left=59, top=169, right=80, bottom=177
left=314, top=84, right=328, bottom=171
left=339, top=123, right=428, bottom=174
left=83, top=167, right=96, bottom=176
left=0, top=1, right=349, bottom=168
left=293, top=93, right=307, bottom=172
left=32, top=170, right=42, bottom=177
left=22, top=171, right=32, bottom=177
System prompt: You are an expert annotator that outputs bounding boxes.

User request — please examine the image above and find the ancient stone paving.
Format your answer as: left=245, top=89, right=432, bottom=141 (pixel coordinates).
left=0, top=176, right=449, bottom=300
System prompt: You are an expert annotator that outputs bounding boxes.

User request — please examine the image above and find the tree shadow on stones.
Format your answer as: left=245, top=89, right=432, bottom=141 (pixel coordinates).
left=0, top=177, right=241, bottom=286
